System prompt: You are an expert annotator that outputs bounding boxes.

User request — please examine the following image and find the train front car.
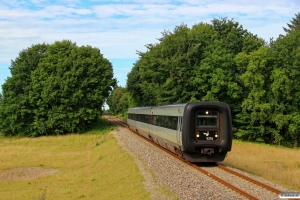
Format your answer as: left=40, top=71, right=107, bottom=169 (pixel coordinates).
left=182, top=101, right=232, bottom=162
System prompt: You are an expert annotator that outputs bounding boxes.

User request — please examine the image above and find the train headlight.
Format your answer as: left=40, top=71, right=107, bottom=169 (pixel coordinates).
left=196, top=134, right=200, bottom=138
left=215, top=134, right=218, bottom=138
left=205, top=111, right=209, bottom=114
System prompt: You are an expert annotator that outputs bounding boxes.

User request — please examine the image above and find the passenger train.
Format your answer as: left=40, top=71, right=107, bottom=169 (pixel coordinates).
left=127, top=101, right=232, bottom=162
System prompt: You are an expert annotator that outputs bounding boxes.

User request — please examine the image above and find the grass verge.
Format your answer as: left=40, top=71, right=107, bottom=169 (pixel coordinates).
left=224, top=140, right=300, bottom=192
left=0, top=118, right=150, bottom=200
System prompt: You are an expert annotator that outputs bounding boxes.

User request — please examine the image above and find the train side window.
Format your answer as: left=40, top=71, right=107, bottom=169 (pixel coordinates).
left=162, top=116, right=167, bottom=128
left=167, top=116, right=171, bottom=129
left=166, top=116, right=169, bottom=128
left=158, top=116, right=165, bottom=128
left=180, top=117, right=182, bottom=131
left=141, top=114, right=144, bottom=122
left=166, top=116, right=170, bottom=129
left=172, top=116, right=178, bottom=130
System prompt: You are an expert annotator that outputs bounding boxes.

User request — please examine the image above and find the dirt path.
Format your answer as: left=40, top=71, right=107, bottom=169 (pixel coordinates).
left=0, top=167, right=58, bottom=182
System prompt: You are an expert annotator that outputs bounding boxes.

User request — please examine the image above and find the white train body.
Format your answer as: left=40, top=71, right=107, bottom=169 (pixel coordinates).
left=127, top=101, right=232, bottom=162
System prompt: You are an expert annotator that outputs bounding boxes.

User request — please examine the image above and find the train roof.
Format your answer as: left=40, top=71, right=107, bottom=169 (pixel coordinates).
left=128, top=103, right=187, bottom=116
left=128, top=101, right=230, bottom=115
left=128, top=103, right=187, bottom=110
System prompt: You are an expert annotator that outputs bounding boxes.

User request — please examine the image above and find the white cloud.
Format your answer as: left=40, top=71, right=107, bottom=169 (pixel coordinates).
left=42, top=5, right=93, bottom=16
left=0, top=0, right=300, bottom=90
left=0, top=0, right=299, bottom=69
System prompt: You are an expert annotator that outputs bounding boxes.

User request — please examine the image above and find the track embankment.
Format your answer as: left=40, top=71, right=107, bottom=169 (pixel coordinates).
left=107, top=116, right=295, bottom=200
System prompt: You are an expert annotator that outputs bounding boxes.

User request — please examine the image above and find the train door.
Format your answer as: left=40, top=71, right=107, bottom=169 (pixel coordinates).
left=176, top=116, right=182, bottom=144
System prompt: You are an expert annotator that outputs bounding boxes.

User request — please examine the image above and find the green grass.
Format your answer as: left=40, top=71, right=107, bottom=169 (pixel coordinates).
left=2, top=116, right=298, bottom=199
left=224, top=140, right=300, bottom=192
left=0, top=118, right=150, bottom=200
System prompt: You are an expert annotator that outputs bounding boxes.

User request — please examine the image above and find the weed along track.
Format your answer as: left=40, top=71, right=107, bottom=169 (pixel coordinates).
left=107, top=116, right=292, bottom=199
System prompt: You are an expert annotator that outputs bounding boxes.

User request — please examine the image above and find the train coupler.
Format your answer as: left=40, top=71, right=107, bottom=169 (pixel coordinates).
left=201, top=148, right=214, bottom=156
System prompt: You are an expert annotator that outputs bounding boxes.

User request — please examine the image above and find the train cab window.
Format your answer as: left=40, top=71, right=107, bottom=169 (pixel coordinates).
left=195, top=110, right=219, bottom=141
left=197, top=110, right=218, bottom=127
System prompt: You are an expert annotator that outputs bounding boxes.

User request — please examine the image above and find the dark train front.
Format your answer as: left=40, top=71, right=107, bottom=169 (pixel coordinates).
left=182, top=101, right=232, bottom=162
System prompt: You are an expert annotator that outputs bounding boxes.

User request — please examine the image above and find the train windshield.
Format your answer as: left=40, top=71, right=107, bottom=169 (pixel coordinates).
left=196, top=110, right=218, bottom=127
left=196, top=110, right=219, bottom=141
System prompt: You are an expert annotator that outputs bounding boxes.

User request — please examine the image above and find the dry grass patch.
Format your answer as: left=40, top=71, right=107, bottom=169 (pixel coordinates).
left=224, top=140, right=300, bottom=191
left=0, top=133, right=150, bottom=200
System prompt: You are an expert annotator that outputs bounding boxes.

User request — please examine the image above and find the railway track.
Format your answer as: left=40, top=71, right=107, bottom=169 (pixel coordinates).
left=107, top=116, right=284, bottom=200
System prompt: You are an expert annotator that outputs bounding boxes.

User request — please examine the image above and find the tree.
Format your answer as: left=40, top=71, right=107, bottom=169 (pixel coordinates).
left=235, top=47, right=277, bottom=143
left=0, top=43, right=48, bottom=136
left=283, top=13, right=300, bottom=33
left=191, top=18, right=264, bottom=113
left=127, top=18, right=264, bottom=111
left=0, top=40, right=116, bottom=136
left=126, top=61, right=148, bottom=106
left=269, top=31, right=300, bottom=147
left=107, top=87, right=130, bottom=115
left=126, top=18, right=266, bottom=143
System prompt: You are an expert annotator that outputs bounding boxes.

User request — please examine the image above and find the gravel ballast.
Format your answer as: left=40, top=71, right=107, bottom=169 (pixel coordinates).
left=110, top=125, right=292, bottom=200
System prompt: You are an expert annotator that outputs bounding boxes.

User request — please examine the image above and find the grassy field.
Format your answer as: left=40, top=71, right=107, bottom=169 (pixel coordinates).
left=224, top=140, right=300, bottom=192
left=1, top=123, right=299, bottom=199
left=0, top=122, right=150, bottom=200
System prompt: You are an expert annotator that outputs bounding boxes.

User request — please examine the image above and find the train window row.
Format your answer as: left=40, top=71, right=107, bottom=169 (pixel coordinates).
left=128, top=113, right=134, bottom=120
left=155, top=115, right=178, bottom=130
left=128, top=113, right=150, bottom=122
left=127, top=113, right=178, bottom=130
left=137, top=114, right=150, bottom=123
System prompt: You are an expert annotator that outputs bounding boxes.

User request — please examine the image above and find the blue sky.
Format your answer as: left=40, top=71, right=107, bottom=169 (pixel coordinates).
left=0, top=0, right=299, bottom=93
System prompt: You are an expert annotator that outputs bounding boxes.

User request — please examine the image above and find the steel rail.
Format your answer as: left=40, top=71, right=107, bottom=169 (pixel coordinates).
left=217, top=164, right=281, bottom=195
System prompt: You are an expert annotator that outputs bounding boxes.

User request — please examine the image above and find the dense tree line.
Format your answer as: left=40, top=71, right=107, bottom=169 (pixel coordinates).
left=106, top=86, right=135, bottom=117
left=111, top=15, right=300, bottom=147
left=1, top=14, right=300, bottom=146
left=0, top=40, right=116, bottom=136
